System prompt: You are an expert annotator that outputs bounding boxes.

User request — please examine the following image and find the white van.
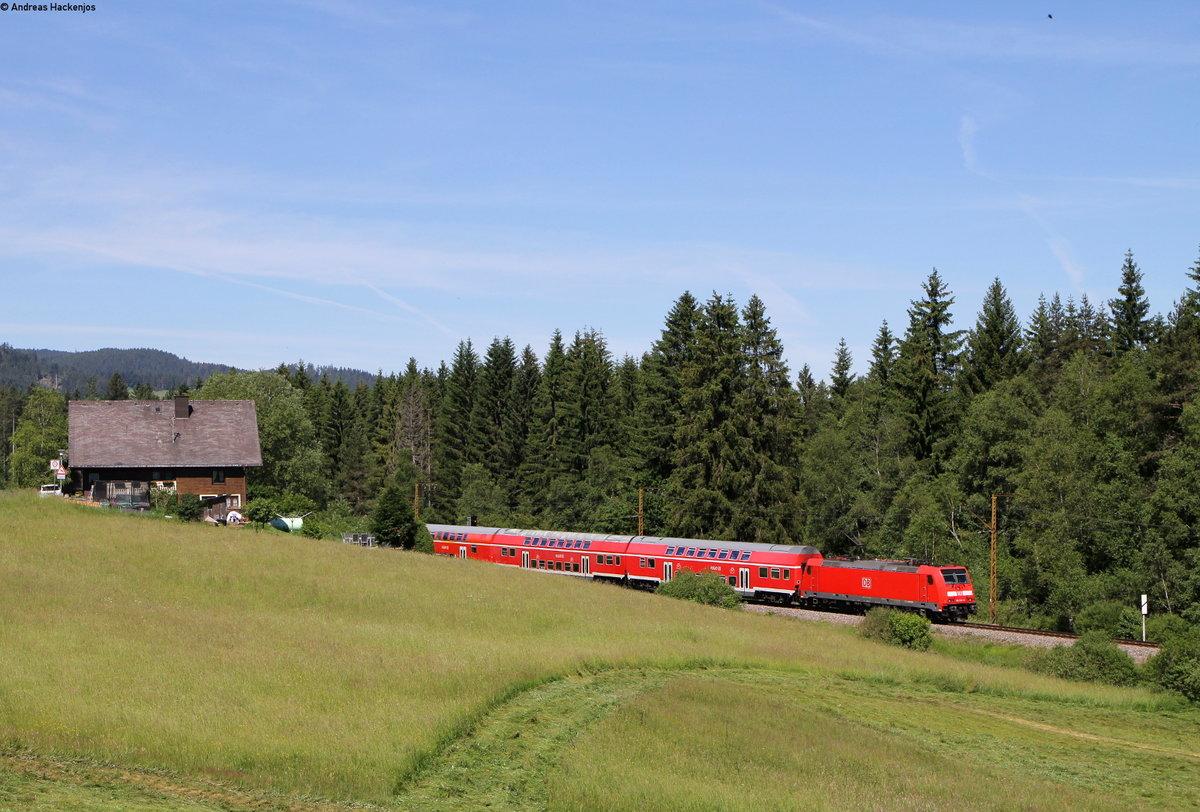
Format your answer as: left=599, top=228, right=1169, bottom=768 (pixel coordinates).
left=39, top=484, right=61, bottom=497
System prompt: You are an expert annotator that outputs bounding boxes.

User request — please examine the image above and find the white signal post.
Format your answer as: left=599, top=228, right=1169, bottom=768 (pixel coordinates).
left=1141, top=594, right=1149, bottom=642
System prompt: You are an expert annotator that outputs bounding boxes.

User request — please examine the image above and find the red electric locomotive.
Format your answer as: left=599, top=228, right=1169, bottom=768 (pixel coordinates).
left=799, top=557, right=976, bottom=621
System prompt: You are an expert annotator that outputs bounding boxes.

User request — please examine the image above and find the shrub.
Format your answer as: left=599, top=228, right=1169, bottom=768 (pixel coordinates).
left=1074, top=600, right=1141, bottom=639
left=174, top=494, right=204, bottom=523
left=412, top=524, right=435, bottom=554
left=1032, top=632, right=1140, bottom=687
left=655, top=570, right=741, bottom=609
left=1142, top=623, right=1200, bottom=700
left=243, top=499, right=276, bottom=527
left=859, top=608, right=932, bottom=651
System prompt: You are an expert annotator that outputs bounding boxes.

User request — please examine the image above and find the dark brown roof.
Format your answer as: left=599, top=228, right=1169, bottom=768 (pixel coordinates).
left=69, top=399, right=263, bottom=468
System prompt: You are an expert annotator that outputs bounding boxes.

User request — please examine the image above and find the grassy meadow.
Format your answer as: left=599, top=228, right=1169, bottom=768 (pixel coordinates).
left=2, top=491, right=1199, bottom=810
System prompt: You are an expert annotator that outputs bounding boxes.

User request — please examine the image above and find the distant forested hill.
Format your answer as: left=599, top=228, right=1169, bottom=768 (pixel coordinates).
left=0, top=344, right=376, bottom=393
left=29, top=348, right=233, bottom=393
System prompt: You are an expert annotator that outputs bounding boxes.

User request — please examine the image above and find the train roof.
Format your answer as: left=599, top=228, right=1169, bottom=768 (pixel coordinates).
left=819, top=558, right=926, bottom=573
left=426, top=524, right=819, bottom=555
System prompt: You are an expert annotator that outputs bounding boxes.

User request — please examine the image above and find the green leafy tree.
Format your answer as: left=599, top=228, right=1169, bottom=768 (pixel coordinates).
left=197, top=371, right=327, bottom=504
left=455, top=462, right=508, bottom=527
left=9, top=387, right=67, bottom=487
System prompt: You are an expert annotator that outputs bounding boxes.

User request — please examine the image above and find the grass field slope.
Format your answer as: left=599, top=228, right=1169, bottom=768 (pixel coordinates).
left=2, top=492, right=1199, bottom=811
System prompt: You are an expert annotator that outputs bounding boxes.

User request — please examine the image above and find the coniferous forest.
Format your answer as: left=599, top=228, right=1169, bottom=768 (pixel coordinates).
left=6, top=249, right=1200, bottom=630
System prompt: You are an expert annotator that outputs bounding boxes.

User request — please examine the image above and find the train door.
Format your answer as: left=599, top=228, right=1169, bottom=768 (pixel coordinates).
left=522, top=550, right=530, bottom=569
left=581, top=555, right=591, bottom=576
left=738, top=568, right=750, bottom=591
left=663, top=561, right=673, bottom=582
left=458, top=547, right=468, bottom=559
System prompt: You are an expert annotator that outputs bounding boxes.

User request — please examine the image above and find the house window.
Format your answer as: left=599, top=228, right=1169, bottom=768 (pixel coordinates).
left=212, top=469, right=225, bottom=484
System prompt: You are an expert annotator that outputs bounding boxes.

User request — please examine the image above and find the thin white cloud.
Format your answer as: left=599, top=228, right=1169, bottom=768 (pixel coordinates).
left=760, top=5, right=1200, bottom=66
left=958, top=114, right=987, bottom=179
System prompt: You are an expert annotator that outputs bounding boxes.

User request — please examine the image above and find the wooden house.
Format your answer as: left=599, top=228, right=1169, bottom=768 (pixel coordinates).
left=68, top=396, right=262, bottom=513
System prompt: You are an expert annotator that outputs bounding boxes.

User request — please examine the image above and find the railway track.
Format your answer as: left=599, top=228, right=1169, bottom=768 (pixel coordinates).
left=952, top=621, right=1161, bottom=650
left=746, top=605, right=1162, bottom=662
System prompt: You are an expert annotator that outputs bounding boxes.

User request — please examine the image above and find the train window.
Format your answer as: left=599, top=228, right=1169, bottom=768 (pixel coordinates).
left=686, top=547, right=696, bottom=557
left=727, top=576, right=736, bottom=586
left=740, top=551, right=751, bottom=561
left=584, top=541, right=592, bottom=549
left=666, top=546, right=675, bottom=555
left=770, top=568, right=780, bottom=579
left=572, top=540, right=581, bottom=549
left=647, top=558, right=655, bottom=568
left=759, top=567, right=769, bottom=579
left=927, top=575, right=934, bottom=585
left=555, top=561, right=562, bottom=570
left=941, top=568, right=969, bottom=584
left=783, top=569, right=790, bottom=580
left=614, top=556, right=621, bottom=565
left=638, top=557, right=646, bottom=568
left=471, top=546, right=477, bottom=554
left=708, top=550, right=718, bottom=558
left=572, top=562, right=579, bottom=572
left=718, top=550, right=729, bottom=560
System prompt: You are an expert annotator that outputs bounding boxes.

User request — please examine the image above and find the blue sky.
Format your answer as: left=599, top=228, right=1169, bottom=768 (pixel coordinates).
left=1, top=1, right=1197, bottom=379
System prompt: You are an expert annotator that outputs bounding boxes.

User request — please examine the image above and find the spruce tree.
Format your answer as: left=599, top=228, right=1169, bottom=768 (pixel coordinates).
left=732, top=295, right=796, bottom=542
left=868, top=321, right=896, bottom=389
left=830, top=338, right=854, bottom=400
left=433, top=340, right=479, bottom=510
left=1110, top=250, right=1151, bottom=353
left=560, top=329, right=616, bottom=476
left=519, top=331, right=570, bottom=515
left=104, top=372, right=129, bottom=400
left=633, top=292, right=699, bottom=484
left=892, top=269, right=962, bottom=462
left=370, top=480, right=418, bottom=548
left=469, top=337, right=518, bottom=485
left=960, top=278, right=1025, bottom=395
left=668, top=293, right=746, bottom=539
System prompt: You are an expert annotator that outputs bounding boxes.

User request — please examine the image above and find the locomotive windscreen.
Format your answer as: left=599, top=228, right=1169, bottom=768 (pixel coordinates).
left=941, top=568, right=970, bottom=584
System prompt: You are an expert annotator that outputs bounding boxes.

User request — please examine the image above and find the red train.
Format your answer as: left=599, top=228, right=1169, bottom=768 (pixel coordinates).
left=428, top=524, right=976, bottom=621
